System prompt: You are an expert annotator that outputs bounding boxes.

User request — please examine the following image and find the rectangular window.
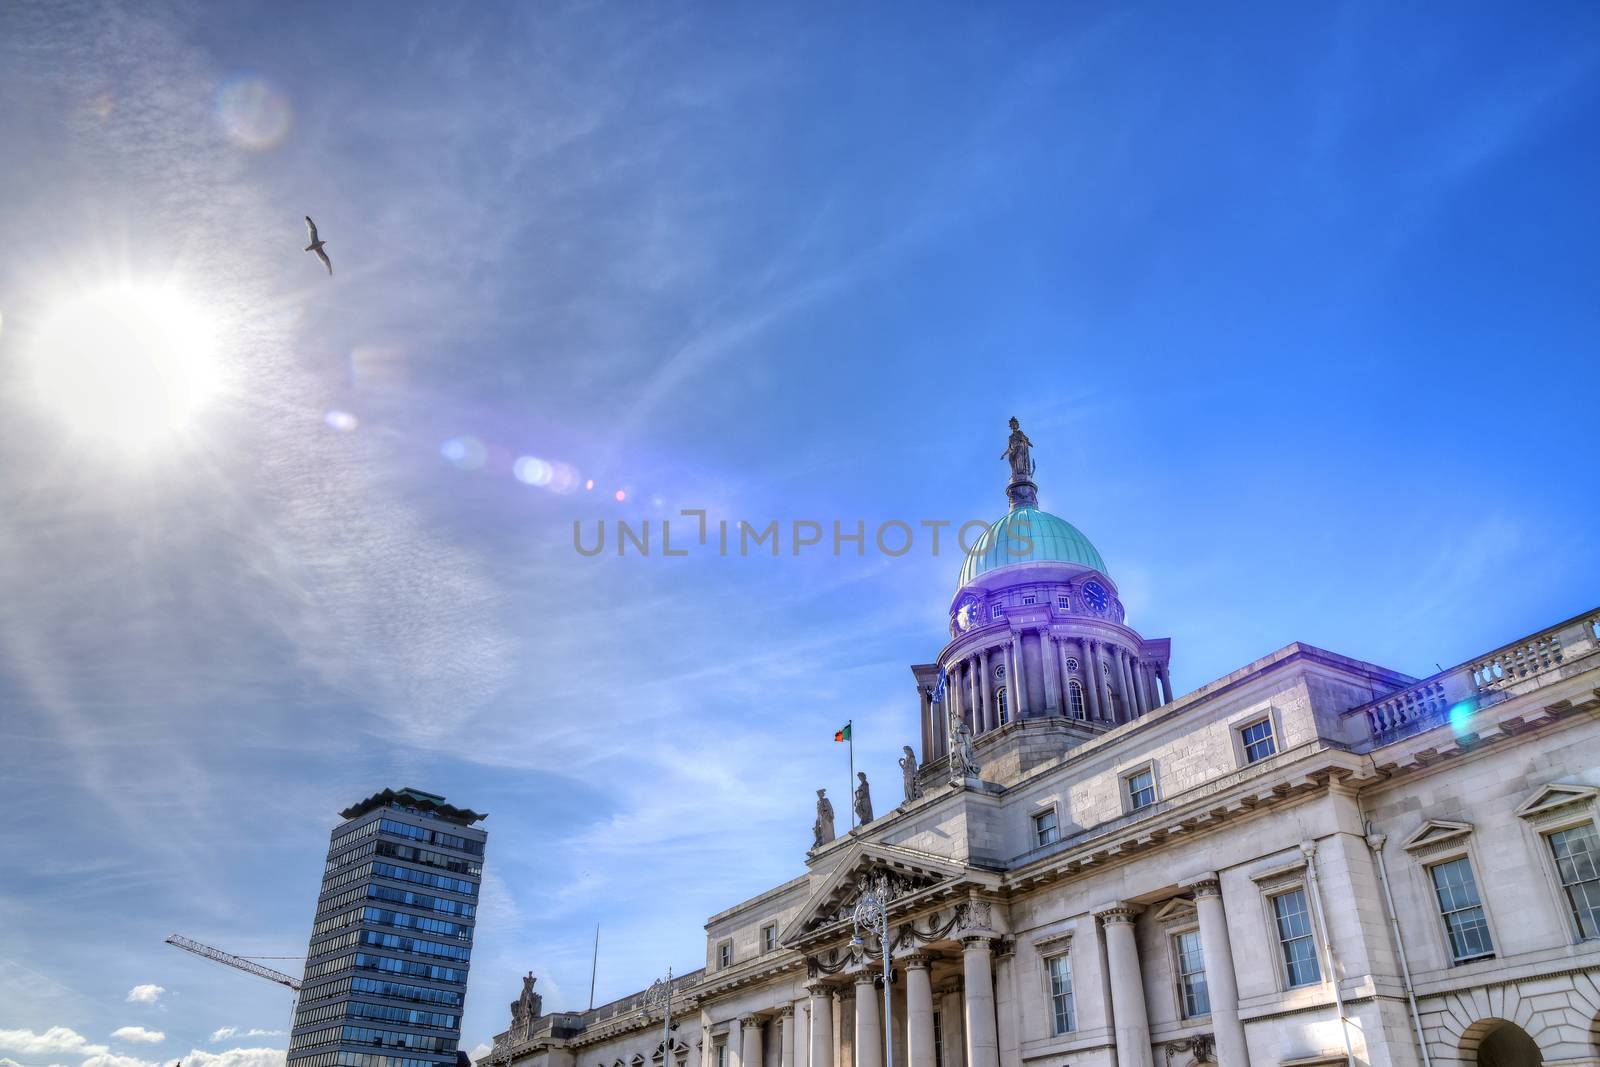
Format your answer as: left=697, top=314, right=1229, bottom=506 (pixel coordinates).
left=932, top=1012, right=943, bottom=1067
left=1428, top=857, right=1494, bottom=962
left=716, top=1046, right=727, bottom=1067
left=761, top=924, right=777, bottom=953
left=1057, top=595, right=1070, bottom=610
left=1033, top=808, right=1059, bottom=848
left=1548, top=824, right=1600, bottom=940
left=1022, top=595, right=1036, bottom=606
left=1125, top=769, right=1156, bottom=811
left=1046, top=954, right=1075, bottom=1034
left=1173, top=930, right=1210, bottom=1018
left=1239, top=718, right=1276, bottom=763
left=717, top=941, right=732, bottom=969
left=990, top=603, right=1003, bottom=619
left=1272, top=889, right=1321, bottom=987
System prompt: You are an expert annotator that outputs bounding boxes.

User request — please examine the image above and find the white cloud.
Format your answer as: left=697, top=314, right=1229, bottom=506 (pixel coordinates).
left=209, top=1030, right=237, bottom=1044
left=0, top=1028, right=109, bottom=1057
left=0, top=1029, right=108, bottom=1058
left=243, top=1032, right=281, bottom=1039
left=125, top=985, right=166, bottom=1005
left=83, top=1048, right=284, bottom=1067
left=211, top=1032, right=282, bottom=1043
left=468, top=1044, right=492, bottom=1065
left=111, top=1029, right=164, bottom=1046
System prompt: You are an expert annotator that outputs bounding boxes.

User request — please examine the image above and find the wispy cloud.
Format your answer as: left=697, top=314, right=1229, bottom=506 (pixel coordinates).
left=123, top=987, right=164, bottom=1007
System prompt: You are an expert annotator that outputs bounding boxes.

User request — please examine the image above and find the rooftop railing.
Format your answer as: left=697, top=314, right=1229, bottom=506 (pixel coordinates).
left=1357, top=610, right=1600, bottom=746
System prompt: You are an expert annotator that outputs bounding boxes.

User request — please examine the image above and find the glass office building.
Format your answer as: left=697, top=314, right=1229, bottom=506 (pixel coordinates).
left=288, top=788, right=488, bottom=1067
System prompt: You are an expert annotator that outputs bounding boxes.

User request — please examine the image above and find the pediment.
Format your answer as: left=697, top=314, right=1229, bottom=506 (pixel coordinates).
left=780, top=841, right=965, bottom=946
left=1152, top=898, right=1198, bottom=926
left=1515, top=783, right=1599, bottom=823
left=1400, top=820, right=1474, bottom=855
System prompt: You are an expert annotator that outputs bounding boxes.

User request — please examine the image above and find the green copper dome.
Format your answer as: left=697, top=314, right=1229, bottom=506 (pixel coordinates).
left=958, top=506, right=1107, bottom=589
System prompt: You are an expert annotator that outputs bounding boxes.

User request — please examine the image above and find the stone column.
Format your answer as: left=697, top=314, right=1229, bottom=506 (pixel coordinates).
left=1039, top=631, right=1059, bottom=714
left=903, top=955, right=936, bottom=1067
left=1156, top=664, right=1173, bottom=706
left=919, top=686, right=932, bottom=762
left=1117, top=649, right=1139, bottom=718
left=729, top=1018, right=745, bottom=1067
left=837, top=987, right=854, bottom=1067
left=993, top=940, right=1020, bottom=1067
left=1140, top=662, right=1158, bottom=710
left=1082, top=640, right=1103, bottom=720
left=968, top=660, right=981, bottom=734
left=950, top=661, right=965, bottom=732
left=972, top=652, right=985, bottom=735
left=961, top=936, right=999, bottom=1067
left=1192, top=880, right=1249, bottom=1066
left=1097, top=906, right=1152, bottom=1067
left=1010, top=634, right=1026, bottom=719
left=854, top=973, right=882, bottom=1067
left=779, top=1007, right=796, bottom=1067
left=742, top=1017, right=764, bottom=1067
left=807, top=984, right=833, bottom=1067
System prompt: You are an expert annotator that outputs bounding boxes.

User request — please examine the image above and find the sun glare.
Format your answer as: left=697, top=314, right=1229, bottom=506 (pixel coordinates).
left=26, top=283, right=221, bottom=451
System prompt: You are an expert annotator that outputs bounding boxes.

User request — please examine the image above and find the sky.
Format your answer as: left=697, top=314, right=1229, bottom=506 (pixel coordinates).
left=1, top=1, right=1599, bottom=1065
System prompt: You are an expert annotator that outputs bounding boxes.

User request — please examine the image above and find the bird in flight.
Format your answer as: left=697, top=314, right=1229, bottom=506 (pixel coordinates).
left=304, top=216, right=332, bottom=275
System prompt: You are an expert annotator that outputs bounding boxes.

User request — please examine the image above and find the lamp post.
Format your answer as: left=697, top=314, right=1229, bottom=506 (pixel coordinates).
left=643, top=968, right=675, bottom=1067
left=850, top=878, right=894, bottom=1067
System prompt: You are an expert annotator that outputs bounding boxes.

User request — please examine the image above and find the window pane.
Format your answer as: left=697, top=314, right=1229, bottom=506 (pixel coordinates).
left=1047, top=955, right=1074, bottom=1034
left=1127, top=770, right=1155, bottom=810
left=1429, top=858, right=1493, bottom=961
left=1174, top=930, right=1209, bottom=1018
left=1273, top=890, right=1320, bottom=986
left=1241, top=720, right=1276, bottom=763
left=1549, top=825, right=1600, bottom=939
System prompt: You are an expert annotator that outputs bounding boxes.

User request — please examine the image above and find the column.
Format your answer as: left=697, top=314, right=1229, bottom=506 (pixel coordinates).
left=961, top=937, right=999, bottom=1067
left=1040, top=631, right=1060, bottom=714
left=1156, top=664, right=1173, bottom=706
left=741, top=1017, right=764, bottom=1067
left=1117, top=649, right=1139, bottom=718
left=1097, top=906, right=1152, bottom=1067
left=919, top=686, right=932, bottom=762
left=1141, top=662, right=1158, bottom=710
left=903, top=955, right=936, bottom=1067
left=1010, top=635, right=1026, bottom=718
left=968, top=659, right=981, bottom=734
left=1083, top=640, right=1104, bottom=721
left=993, top=941, right=1021, bottom=1067
left=700, top=1011, right=714, bottom=1067
left=980, top=648, right=994, bottom=733
left=730, top=1018, right=745, bottom=1067
left=837, top=986, right=853, bottom=1067
left=807, top=984, right=833, bottom=1067
left=779, top=1007, right=796, bottom=1067
left=950, top=661, right=964, bottom=732
left=1192, top=880, right=1249, bottom=1067
left=854, top=973, right=882, bottom=1067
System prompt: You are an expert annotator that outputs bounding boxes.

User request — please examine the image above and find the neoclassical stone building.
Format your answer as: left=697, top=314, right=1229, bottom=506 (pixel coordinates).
left=490, top=430, right=1600, bottom=1067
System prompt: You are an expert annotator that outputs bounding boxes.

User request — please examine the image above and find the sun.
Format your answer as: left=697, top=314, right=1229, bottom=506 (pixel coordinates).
left=24, top=283, right=222, bottom=451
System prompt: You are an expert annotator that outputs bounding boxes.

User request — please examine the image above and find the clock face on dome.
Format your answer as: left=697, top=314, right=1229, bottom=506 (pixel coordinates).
left=1082, top=580, right=1110, bottom=614
left=956, top=598, right=979, bottom=631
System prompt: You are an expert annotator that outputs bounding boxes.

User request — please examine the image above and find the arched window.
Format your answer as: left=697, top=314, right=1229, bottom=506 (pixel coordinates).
left=996, top=687, right=1009, bottom=724
left=1067, top=680, right=1084, bottom=719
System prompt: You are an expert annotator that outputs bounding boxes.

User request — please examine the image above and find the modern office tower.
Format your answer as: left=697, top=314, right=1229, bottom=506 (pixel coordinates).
left=288, top=788, right=488, bottom=1067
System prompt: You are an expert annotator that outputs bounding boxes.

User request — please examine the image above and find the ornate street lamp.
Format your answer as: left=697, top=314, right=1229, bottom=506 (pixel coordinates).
left=849, top=878, right=895, bottom=1067
left=642, top=968, right=675, bottom=1067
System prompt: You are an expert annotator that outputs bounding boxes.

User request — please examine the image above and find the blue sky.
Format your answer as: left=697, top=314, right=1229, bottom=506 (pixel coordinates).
left=2, top=1, right=1598, bottom=1065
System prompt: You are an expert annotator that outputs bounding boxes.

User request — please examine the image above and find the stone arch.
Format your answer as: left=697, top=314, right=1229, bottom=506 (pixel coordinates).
left=1424, top=974, right=1600, bottom=1065
left=1459, top=1018, right=1542, bottom=1067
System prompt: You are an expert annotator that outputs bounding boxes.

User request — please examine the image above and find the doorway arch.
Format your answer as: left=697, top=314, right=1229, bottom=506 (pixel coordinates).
left=1460, top=1018, right=1543, bottom=1067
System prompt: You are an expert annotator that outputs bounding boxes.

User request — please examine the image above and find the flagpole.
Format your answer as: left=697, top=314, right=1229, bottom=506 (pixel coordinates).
left=847, top=718, right=855, bottom=828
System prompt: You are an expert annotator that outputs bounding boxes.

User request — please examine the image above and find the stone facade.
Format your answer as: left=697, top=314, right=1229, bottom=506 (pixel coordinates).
left=488, top=445, right=1600, bottom=1067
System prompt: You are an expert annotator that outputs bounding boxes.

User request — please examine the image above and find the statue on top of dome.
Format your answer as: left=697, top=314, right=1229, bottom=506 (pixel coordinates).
left=1002, top=417, right=1034, bottom=480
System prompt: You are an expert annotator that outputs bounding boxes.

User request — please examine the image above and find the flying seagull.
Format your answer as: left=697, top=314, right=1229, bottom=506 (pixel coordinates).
left=303, top=215, right=332, bottom=275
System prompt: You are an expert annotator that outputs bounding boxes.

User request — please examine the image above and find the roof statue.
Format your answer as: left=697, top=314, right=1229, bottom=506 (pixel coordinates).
left=854, top=771, right=874, bottom=825
left=900, top=745, right=923, bottom=804
left=1002, top=416, right=1039, bottom=509
left=812, top=788, right=835, bottom=848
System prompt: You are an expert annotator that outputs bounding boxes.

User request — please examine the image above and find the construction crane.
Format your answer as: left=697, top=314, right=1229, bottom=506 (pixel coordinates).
left=165, top=934, right=302, bottom=991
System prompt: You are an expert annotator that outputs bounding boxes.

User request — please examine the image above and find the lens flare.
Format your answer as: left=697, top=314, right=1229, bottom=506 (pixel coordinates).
left=614, top=489, right=626, bottom=502
left=441, top=436, right=487, bottom=470
left=548, top=463, right=580, bottom=494
left=325, top=409, right=359, bottom=432
left=24, top=283, right=221, bottom=451
left=216, top=75, right=293, bottom=151
left=585, top=479, right=595, bottom=491
left=513, top=456, right=553, bottom=487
